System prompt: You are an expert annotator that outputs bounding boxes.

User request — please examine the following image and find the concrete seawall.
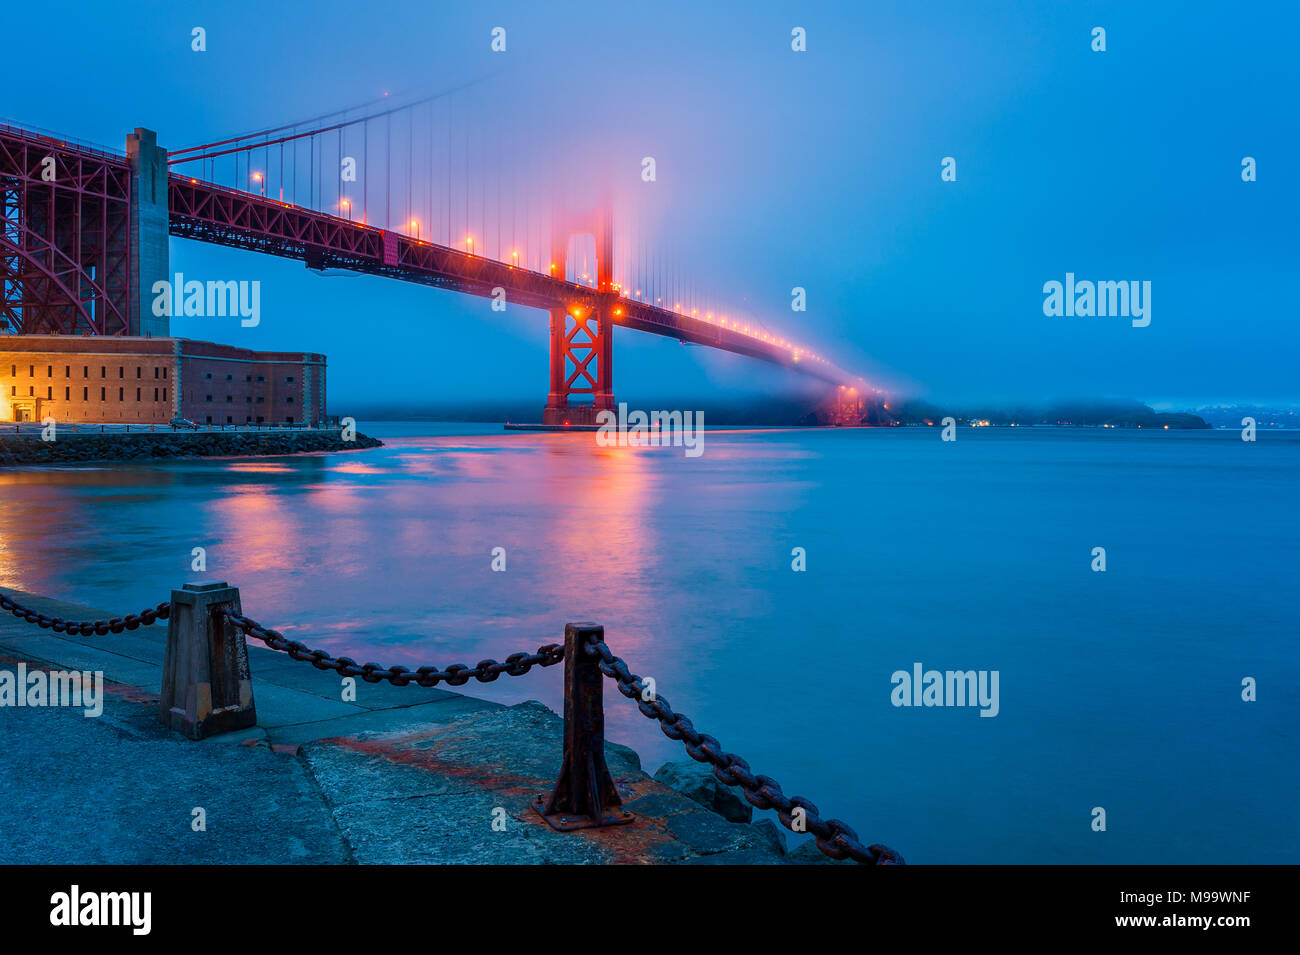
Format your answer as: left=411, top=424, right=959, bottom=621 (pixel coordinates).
left=0, top=587, right=797, bottom=864
left=0, top=430, right=382, bottom=466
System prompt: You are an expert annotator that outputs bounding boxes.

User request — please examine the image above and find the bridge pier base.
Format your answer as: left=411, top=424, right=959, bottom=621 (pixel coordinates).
left=542, top=303, right=615, bottom=427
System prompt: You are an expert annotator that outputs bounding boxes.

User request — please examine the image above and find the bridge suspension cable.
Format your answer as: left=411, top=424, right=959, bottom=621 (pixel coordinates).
left=159, top=78, right=852, bottom=381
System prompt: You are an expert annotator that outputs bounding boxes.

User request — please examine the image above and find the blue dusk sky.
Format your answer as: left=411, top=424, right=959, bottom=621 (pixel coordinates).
left=5, top=1, right=1297, bottom=409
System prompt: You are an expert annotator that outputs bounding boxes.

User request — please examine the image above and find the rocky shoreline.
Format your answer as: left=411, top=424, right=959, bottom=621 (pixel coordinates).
left=0, top=430, right=382, bottom=466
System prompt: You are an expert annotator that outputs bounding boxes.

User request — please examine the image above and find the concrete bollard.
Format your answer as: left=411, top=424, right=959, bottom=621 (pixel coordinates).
left=533, top=622, right=634, bottom=830
left=159, top=581, right=257, bottom=740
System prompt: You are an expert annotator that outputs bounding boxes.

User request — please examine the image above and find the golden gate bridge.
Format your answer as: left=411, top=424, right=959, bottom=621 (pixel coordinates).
left=1, top=84, right=871, bottom=425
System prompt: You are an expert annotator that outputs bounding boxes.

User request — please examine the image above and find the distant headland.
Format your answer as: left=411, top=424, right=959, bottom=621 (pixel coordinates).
left=841, top=399, right=1210, bottom=430
left=346, top=397, right=1220, bottom=430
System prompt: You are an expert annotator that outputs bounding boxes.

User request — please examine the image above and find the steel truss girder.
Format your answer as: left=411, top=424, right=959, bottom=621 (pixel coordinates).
left=166, top=175, right=844, bottom=383
left=0, top=126, right=132, bottom=335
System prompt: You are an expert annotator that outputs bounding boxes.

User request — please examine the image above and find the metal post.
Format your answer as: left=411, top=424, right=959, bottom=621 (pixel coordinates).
left=159, top=581, right=257, bottom=740
left=533, top=622, right=634, bottom=830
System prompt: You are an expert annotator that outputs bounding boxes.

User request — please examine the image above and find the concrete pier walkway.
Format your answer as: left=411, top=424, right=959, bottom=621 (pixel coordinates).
left=0, top=587, right=790, bottom=864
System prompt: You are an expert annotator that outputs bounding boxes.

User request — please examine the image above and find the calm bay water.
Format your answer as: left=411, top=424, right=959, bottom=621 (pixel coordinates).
left=1, top=423, right=1295, bottom=863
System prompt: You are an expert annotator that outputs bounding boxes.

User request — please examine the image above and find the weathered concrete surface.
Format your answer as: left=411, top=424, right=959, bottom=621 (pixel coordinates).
left=0, top=586, right=791, bottom=864
left=0, top=656, right=351, bottom=864
left=302, top=702, right=786, bottom=864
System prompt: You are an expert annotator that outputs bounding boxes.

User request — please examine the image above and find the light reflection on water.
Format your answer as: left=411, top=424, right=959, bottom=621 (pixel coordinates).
left=0, top=423, right=1296, bottom=863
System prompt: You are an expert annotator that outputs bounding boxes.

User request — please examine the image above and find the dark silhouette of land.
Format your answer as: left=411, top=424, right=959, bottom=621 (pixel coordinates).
left=348, top=396, right=1212, bottom=429
left=855, top=398, right=1210, bottom=430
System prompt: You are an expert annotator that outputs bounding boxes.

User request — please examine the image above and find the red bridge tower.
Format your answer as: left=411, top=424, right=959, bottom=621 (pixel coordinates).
left=543, top=204, right=615, bottom=426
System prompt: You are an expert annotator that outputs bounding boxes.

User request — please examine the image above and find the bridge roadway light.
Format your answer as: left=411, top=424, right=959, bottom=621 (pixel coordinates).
left=252, top=172, right=264, bottom=196
left=410, top=219, right=420, bottom=241
left=340, top=198, right=351, bottom=221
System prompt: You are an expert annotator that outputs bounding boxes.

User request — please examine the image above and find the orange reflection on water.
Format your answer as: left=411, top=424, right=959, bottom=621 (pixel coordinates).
left=325, top=460, right=385, bottom=476
left=0, top=466, right=182, bottom=589
left=226, top=462, right=296, bottom=474
left=537, top=434, right=660, bottom=659
left=211, top=484, right=303, bottom=579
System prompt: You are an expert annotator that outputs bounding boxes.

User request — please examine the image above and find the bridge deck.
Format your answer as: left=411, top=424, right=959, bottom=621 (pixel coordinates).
left=167, top=176, right=853, bottom=385
left=3, top=121, right=856, bottom=386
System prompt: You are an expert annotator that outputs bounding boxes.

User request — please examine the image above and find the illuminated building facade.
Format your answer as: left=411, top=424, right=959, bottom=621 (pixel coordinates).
left=0, top=336, right=326, bottom=426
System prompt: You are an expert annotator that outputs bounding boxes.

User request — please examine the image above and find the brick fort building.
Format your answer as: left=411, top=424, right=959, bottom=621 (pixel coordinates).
left=1, top=127, right=327, bottom=427
left=0, top=335, right=326, bottom=426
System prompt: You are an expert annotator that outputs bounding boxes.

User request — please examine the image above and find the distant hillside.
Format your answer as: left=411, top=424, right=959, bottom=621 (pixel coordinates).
left=345, top=396, right=1212, bottom=429
left=1190, top=404, right=1300, bottom=429
left=867, top=399, right=1208, bottom=429
left=801, top=398, right=1210, bottom=429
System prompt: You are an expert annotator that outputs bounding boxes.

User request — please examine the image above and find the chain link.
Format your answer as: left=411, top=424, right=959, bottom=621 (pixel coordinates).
left=0, top=591, right=170, bottom=635
left=4, top=582, right=899, bottom=863
left=585, top=634, right=904, bottom=865
left=222, top=611, right=564, bottom=687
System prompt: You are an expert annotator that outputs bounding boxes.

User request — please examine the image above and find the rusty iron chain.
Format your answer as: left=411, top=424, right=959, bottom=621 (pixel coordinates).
left=3, top=580, right=900, bottom=863
left=222, top=611, right=564, bottom=687
left=0, top=591, right=170, bottom=635
left=585, top=634, right=905, bottom=866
